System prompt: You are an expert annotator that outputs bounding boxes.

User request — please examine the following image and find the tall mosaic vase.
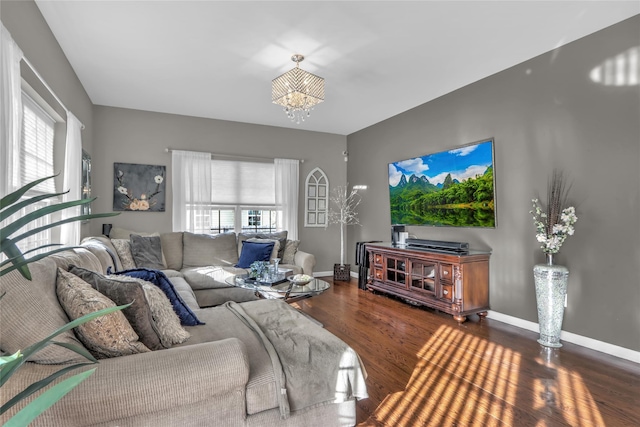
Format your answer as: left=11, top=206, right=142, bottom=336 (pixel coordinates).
left=533, top=254, right=569, bottom=348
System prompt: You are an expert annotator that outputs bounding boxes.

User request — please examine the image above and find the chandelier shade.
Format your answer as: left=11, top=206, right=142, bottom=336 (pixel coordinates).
left=272, top=54, right=324, bottom=123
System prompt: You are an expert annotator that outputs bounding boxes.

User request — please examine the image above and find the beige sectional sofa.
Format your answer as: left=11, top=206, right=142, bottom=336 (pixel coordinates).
left=0, top=232, right=367, bottom=426
left=97, top=227, right=317, bottom=308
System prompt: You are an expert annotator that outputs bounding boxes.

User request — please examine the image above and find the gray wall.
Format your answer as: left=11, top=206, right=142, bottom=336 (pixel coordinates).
left=2, top=0, right=95, bottom=236
left=347, top=16, right=640, bottom=351
left=92, top=106, right=347, bottom=272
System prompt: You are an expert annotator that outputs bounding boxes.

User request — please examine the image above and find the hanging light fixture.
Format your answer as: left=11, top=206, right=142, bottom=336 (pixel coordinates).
left=272, top=54, right=325, bottom=123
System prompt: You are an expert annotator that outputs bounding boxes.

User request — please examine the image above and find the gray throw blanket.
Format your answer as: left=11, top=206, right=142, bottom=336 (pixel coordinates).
left=224, top=300, right=368, bottom=418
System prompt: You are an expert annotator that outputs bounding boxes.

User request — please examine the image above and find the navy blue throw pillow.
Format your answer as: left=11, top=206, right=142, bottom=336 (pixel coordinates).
left=114, top=267, right=204, bottom=326
left=235, top=241, right=275, bottom=268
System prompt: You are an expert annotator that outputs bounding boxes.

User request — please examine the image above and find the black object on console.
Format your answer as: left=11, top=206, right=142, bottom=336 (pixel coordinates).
left=355, top=241, right=382, bottom=290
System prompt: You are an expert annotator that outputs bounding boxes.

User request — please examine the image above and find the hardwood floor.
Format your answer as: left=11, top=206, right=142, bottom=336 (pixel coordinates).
left=291, top=277, right=640, bottom=427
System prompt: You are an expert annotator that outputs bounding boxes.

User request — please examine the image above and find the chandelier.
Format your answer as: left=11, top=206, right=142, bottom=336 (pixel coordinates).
left=272, top=54, right=325, bottom=123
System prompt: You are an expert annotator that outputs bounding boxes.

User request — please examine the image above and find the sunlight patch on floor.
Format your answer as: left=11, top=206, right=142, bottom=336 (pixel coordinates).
left=368, top=324, right=605, bottom=426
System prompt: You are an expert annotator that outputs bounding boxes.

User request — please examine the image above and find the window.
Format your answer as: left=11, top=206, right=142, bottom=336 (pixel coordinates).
left=3, top=93, right=57, bottom=254
left=186, top=160, right=278, bottom=235
left=241, top=209, right=276, bottom=233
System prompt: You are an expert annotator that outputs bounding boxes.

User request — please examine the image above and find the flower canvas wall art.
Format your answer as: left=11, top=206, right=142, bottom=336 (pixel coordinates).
left=113, top=163, right=166, bottom=212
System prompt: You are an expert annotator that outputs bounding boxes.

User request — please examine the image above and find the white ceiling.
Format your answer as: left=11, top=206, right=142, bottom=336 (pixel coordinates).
left=35, top=1, right=639, bottom=136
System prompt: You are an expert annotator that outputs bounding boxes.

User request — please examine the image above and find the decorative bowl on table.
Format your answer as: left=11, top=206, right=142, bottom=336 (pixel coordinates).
left=286, top=274, right=313, bottom=286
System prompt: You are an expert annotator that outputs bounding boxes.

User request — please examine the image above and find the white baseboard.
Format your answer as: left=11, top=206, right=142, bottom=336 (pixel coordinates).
left=312, top=272, right=639, bottom=364
left=313, top=271, right=333, bottom=277
left=487, top=311, right=640, bottom=364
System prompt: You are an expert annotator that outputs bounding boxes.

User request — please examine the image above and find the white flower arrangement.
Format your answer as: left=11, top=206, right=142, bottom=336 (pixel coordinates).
left=530, top=170, right=578, bottom=254
left=531, top=200, right=577, bottom=254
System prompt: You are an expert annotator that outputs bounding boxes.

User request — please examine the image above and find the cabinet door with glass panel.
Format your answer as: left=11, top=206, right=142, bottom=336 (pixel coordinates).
left=385, top=256, right=407, bottom=289
left=409, top=260, right=437, bottom=296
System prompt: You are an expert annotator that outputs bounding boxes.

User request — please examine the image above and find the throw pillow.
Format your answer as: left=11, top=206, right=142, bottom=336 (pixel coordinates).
left=115, top=268, right=204, bottom=326
left=282, top=239, right=300, bottom=265
left=107, top=275, right=190, bottom=347
left=130, top=234, right=165, bottom=270
left=243, top=238, right=280, bottom=261
left=235, top=241, right=275, bottom=268
left=68, top=265, right=165, bottom=350
left=55, top=268, right=151, bottom=359
left=238, top=231, right=287, bottom=259
left=182, top=232, right=239, bottom=268
left=111, top=239, right=137, bottom=270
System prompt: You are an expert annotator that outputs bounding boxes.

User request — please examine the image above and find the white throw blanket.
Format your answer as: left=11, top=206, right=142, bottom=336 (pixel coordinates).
left=225, top=300, right=368, bottom=418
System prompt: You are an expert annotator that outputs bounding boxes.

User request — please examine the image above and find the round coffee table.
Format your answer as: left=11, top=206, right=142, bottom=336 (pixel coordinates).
left=225, top=275, right=330, bottom=303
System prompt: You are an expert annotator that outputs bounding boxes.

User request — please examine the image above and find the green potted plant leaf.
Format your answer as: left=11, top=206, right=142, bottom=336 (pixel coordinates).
left=1, top=175, right=122, bottom=425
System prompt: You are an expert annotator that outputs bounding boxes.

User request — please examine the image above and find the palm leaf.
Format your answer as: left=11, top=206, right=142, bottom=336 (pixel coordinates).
left=2, top=369, right=96, bottom=427
left=0, top=246, right=73, bottom=279
left=0, top=191, right=68, bottom=223
left=0, top=241, right=30, bottom=280
left=0, top=363, right=94, bottom=415
left=0, top=304, right=130, bottom=387
left=1, top=198, right=97, bottom=239
left=0, top=175, right=57, bottom=210
left=2, top=211, right=118, bottom=252
left=0, top=244, right=63, bottom=270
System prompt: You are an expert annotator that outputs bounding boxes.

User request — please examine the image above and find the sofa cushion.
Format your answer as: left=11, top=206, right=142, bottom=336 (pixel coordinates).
left=178, top=305, right=278, bottom=415
left=166, top=276, right=200, bottom=312
left=111, top=239, right=137, bottom=270
left=116, top=268, right=204, bottom=326
left=130, top=234, right=165, bottom=270
left=182, top=232, right=238, bottom=268
left=0, top=256, right=87, bottom=364
left=109, top=226, right=156, bottom=240
left=238, top=231, right=287, bottom=259
left=56, top=268, right=151, bottom=359
left=236, top=241, right=275, bottom=268
left=107, top=275, right=191, bottom=347
left=69, top=265, right=165, bottom=350
left=160, top=232, right=183, bottom=270
left=282, top=239, right=300, bottom=265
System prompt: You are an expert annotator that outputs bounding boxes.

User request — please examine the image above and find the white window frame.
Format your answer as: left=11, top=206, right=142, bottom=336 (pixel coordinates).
left=304, top=167, right=329, bottom=227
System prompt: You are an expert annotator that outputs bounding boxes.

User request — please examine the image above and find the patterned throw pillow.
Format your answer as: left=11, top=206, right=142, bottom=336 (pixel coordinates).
left=111, top=239, right=137, bottom=270
left=69, top=265, right=165, bottom=350
left=282, top=240, right=300, bottom=265
left=108, top=275, right=191, bottom=347
left=56, top=268, right=150, bottom=359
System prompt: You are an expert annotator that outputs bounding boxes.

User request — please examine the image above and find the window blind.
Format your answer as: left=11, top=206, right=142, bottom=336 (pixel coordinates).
left=211, top=159, right=275, bottom=205
left=20, top=92, right=55, bottom=193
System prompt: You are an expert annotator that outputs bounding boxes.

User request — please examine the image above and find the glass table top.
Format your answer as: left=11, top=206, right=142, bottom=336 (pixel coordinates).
left=225, top=274, right=330, bottom=297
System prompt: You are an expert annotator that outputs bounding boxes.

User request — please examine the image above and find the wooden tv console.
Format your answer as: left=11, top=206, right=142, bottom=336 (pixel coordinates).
left=366, top=243, right=490, bottom=323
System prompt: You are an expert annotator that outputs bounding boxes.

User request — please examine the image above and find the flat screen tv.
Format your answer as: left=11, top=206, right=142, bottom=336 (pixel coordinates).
left=388, top=138, right=496, bottom=228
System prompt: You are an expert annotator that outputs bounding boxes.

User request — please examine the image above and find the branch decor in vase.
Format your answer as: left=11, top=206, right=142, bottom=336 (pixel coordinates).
left=327, top=186, right=362, bottom=281
left=529, top=170, right=578, bottom=348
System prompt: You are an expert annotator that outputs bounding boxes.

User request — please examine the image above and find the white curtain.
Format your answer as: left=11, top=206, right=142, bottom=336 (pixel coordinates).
left=274, top=158, right=299, bottom=240
left=0, top=23, right=24, bottom=197
left=172, top=150, right=212, bottom=232
left=60, top=112, right=83, bottom=245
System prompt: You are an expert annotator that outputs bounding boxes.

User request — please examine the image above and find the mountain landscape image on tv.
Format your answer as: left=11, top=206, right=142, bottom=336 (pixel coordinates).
left=389, top=139, right=496, bottom=227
